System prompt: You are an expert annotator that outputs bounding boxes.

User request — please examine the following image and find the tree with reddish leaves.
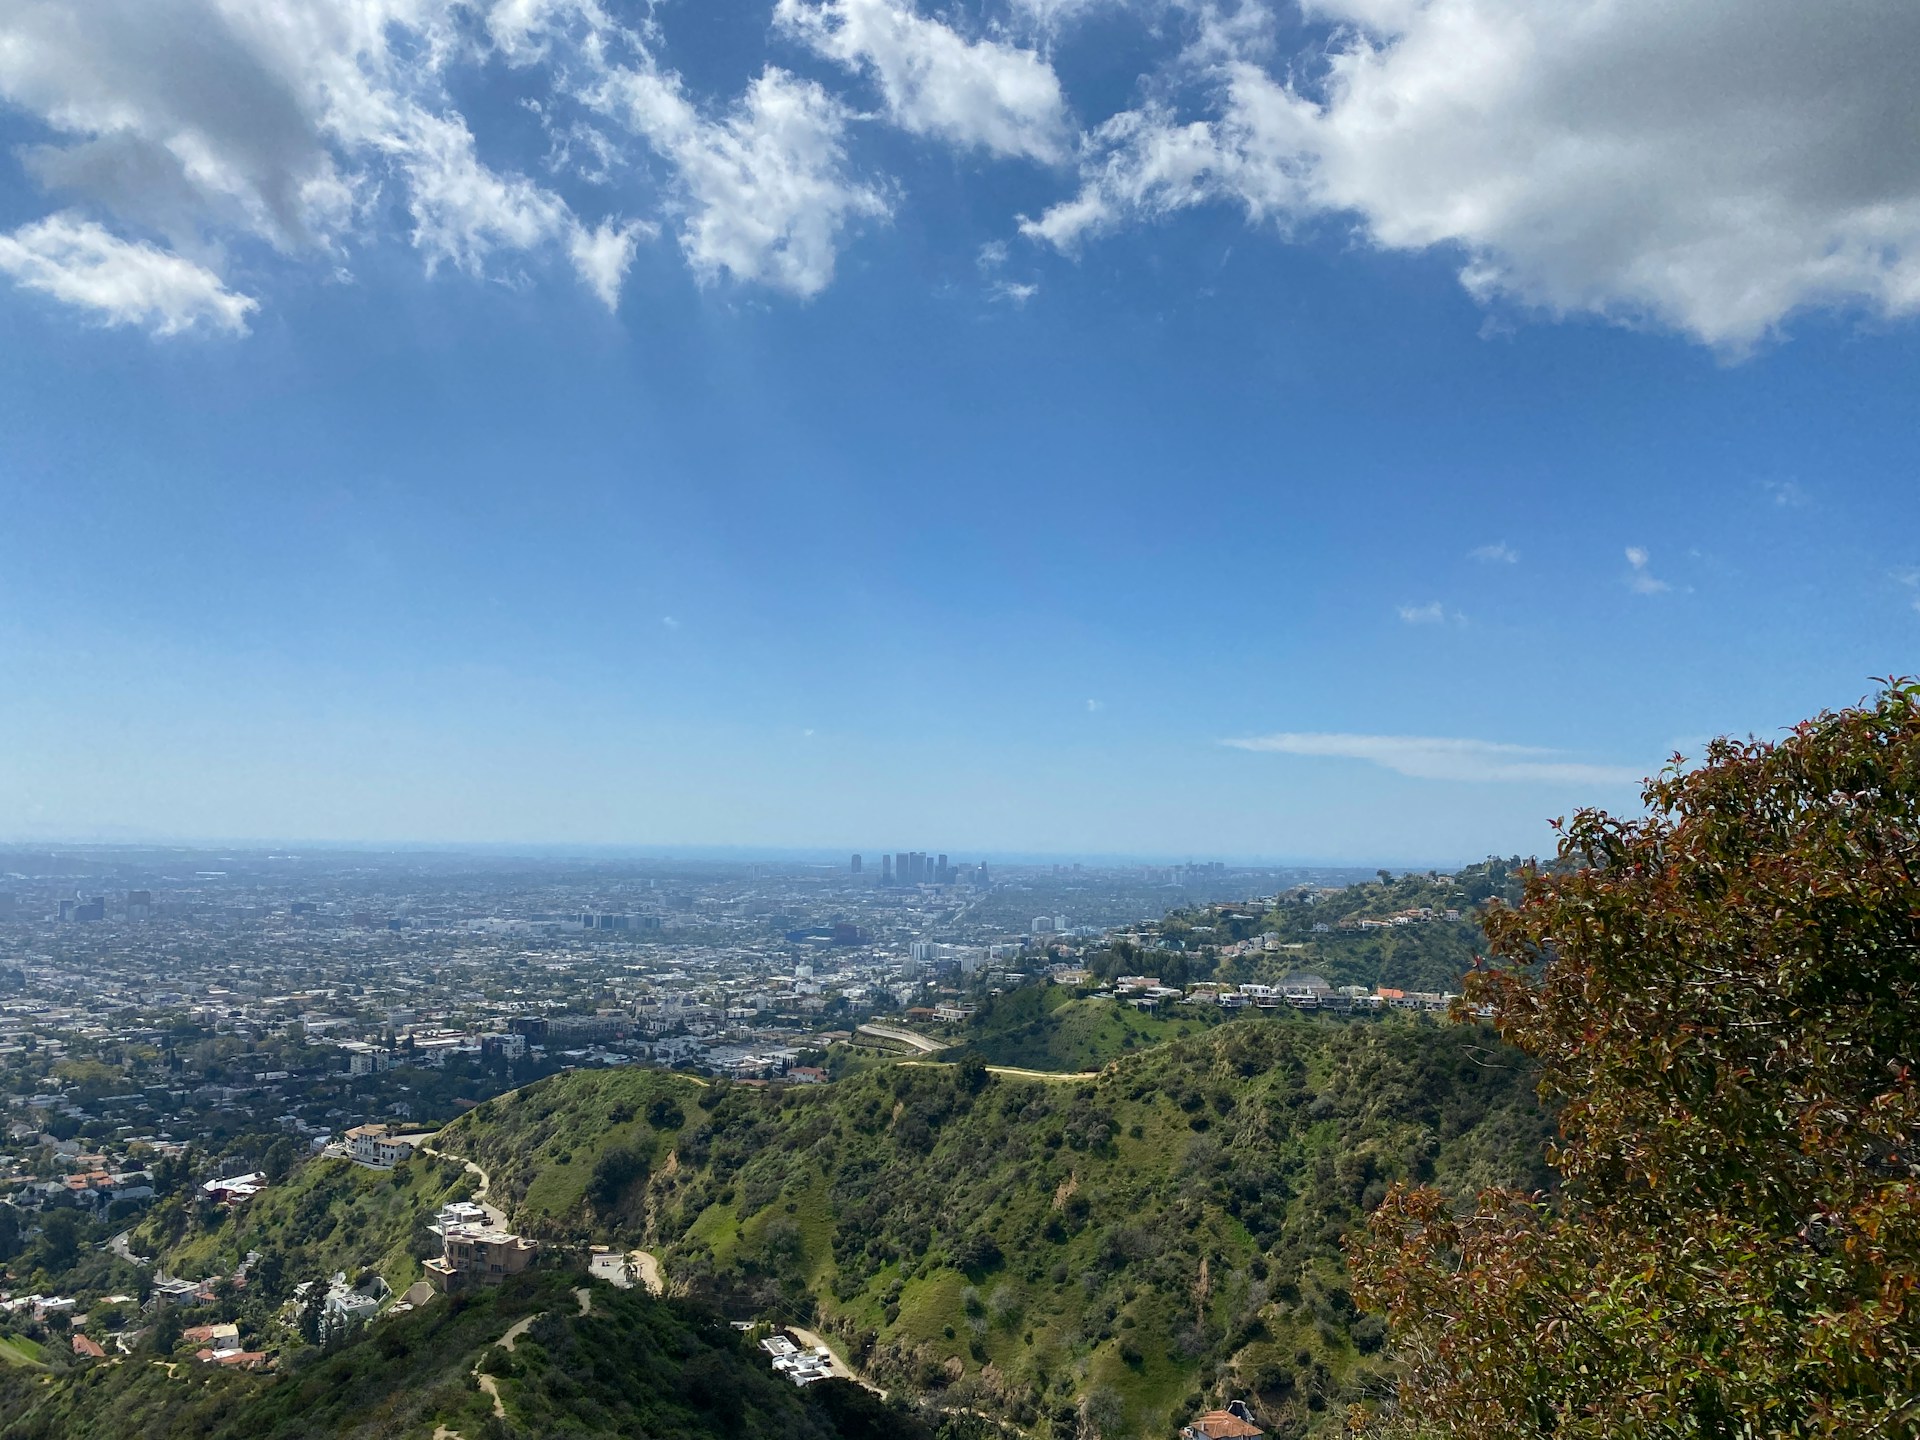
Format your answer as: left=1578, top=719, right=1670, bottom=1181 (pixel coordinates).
left=1348, top=683, right=1920, bottom=1439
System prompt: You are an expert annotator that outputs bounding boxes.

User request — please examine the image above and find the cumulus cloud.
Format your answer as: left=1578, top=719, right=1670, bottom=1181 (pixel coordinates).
left=0, top=0, right=645, bottom=325
left=593, top=65, right=888, bottom=297
left=1469, top=541, right=1518, bottom=564
left=1624, top=546, right=1670, bottom=596
left=1029, top=0, right=1920, bottom=348
left=1223, top=731, right=1642, bottom=785
left=1397, top=600, right=1463, bottom=625
left=7, top=0, right=1920, bottom=346
left=775, top=0, right=1070, bottom=164
left=0, top=0, right=364, bottom=251
left=0, top=214, right=257, bottom=334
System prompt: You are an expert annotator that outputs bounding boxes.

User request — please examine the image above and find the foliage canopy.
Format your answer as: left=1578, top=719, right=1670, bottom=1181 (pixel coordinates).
left=1351, top=684, right=1920, bottom=1438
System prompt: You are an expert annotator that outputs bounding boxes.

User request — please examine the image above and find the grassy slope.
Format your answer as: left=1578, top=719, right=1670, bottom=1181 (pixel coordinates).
left=139, top=1153, right=474, bottom=1297
left=443, top=1068, right=696, bottom=1241
left=440, top=1013, right=1550, bottom=1439
left=0, top=1273, right=918, bottom=1440
left=1250, top=861, right=1523, bottom=996
left=1250, top=927, right=1482, bottom=997
left=948, top=985, right=1219, bottom=1072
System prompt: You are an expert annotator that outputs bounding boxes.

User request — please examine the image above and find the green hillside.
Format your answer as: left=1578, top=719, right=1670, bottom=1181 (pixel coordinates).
left=0, top=1271, right=930, bottom=1440
left=948, top=984, right=1219, bottom=1072
left=134, top=1152, right=475, bottom=1301
left=435, top=1014, right=1550, bottom=1439
left=1063, top=862, right=1525, bottom=1003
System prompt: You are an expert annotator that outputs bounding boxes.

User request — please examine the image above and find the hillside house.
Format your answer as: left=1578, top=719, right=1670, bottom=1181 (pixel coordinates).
left=320, top=1272, right=387, bottom=1332
left=1182, top=1402, right=1264, bottom=1440
left=425, top=1223, right=538, bottom=1290
left=345, top=1124, right=416, bottom=1169
left=182, top=1322, right=241, bottom=1354
left=202, top=1171, right=265, bottom=1204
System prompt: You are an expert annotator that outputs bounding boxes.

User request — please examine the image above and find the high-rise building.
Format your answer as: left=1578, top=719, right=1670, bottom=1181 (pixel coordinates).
left=936, top=853, right=949, bottom=884
left=850, top=854, right=862, bottom=874
left=882, top=854, right=894, bottom=885
left=896, top=852, right=910, bottom=885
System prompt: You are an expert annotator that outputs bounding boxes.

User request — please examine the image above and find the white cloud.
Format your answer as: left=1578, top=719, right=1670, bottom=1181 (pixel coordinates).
left=483, top=0, right=617, bottom=64
left=1030, top=0, right=1920, bottom=348
left=774, top=0, right=1070, bottom=163
left=1022, top=93, right=1295, bottom=252
left=0, top=0, right=373, bottom=252
left=11, top=0, right=1917, bottom=345
left=1397, top=600, right=1463, bottom=625
left=1085, top=698, right=1103, bottom=712
left=660, top=614, right=681, bottom=629
left=978, top=234, right=1039, bottom=303
left=567, top=217, right=652, bottom=309
left=0, top=0, right=639, bottom=322
left=400, top=109, right=573, bottom=275
left=1759, top=478, right=1808, bottom=508
left=594, top=65, right=888, bottom=297
left=1223, top=731, right=1642, bottom=786
left=1469, top=541, right=1518, bottom=564
left=1624, top=545, right=1669, bottom=596
left=0, top=213, right=257, bottom=334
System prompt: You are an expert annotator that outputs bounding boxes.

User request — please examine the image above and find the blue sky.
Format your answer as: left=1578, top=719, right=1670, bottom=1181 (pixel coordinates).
left=0, top=0, right=1915, bottom=863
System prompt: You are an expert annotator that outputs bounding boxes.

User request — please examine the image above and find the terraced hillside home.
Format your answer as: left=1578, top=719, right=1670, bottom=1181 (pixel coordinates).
left=425, top=1222, right=538, bottom=1290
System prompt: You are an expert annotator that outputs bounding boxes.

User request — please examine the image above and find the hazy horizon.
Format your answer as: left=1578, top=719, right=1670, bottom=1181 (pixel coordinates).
left=0, top=834, right=1477, bottom=874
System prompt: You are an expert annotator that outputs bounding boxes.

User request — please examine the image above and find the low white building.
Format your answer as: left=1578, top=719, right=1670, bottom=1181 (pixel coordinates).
left=431, top=1201, right=490, bottom=1237
left=319, top=1271, right=387, bottom=1334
